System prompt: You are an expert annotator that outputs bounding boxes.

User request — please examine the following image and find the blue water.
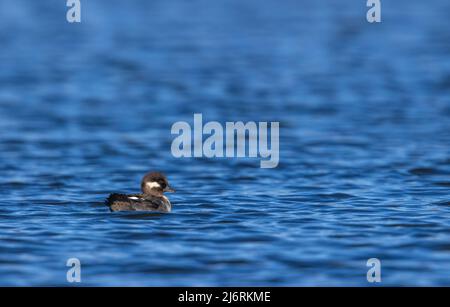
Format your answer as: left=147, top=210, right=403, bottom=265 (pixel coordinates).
left=0, top=0, right=450, bottom=286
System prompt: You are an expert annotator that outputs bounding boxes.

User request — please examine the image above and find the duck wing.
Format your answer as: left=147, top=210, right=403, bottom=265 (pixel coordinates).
left=105, top=193, right=165, bottom=212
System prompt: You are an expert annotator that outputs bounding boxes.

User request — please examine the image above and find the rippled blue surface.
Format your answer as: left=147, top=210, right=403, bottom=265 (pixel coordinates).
left=0, top=0, right=450, bottom=286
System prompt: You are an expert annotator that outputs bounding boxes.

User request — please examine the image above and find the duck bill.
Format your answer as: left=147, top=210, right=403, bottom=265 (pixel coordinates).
left=164, top=186, right=175, bottom=193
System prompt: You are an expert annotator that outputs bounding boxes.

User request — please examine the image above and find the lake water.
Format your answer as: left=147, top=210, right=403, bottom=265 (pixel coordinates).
left=0, top=0, right=449, bottom=286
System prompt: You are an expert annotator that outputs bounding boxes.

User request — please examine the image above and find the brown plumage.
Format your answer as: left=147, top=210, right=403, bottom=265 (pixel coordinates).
left=105, top=172, right=175, bottom=212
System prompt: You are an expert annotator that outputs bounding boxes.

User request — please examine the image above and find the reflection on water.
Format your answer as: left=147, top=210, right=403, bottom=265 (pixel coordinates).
left=0, top=0, right=450, bottom=286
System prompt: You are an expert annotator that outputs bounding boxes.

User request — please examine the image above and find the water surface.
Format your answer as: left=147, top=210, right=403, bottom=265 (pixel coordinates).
left=0, top=0, right=450, bottom=286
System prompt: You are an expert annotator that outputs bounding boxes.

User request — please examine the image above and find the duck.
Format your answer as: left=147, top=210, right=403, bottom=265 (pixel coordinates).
left=106, top=172, right=175, bottom=212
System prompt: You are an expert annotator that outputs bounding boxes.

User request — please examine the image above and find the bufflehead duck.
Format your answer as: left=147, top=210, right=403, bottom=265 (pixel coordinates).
left=106, top=172, right=175, bottom=212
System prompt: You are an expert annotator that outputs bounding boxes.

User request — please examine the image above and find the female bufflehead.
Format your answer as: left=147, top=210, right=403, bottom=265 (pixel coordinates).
left=106, top=172, right=175, bottom=212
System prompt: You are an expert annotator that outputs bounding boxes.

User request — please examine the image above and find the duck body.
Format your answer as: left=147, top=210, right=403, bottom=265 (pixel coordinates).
left=105, top=172, right=175, bottom=213
left=106, top=193, right=171, bottom=212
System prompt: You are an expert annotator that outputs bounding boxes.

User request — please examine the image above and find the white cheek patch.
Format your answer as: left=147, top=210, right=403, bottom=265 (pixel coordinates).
left=146, top=181, right=161, bottom=189
left=128, top=196, right=139, bottom=200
